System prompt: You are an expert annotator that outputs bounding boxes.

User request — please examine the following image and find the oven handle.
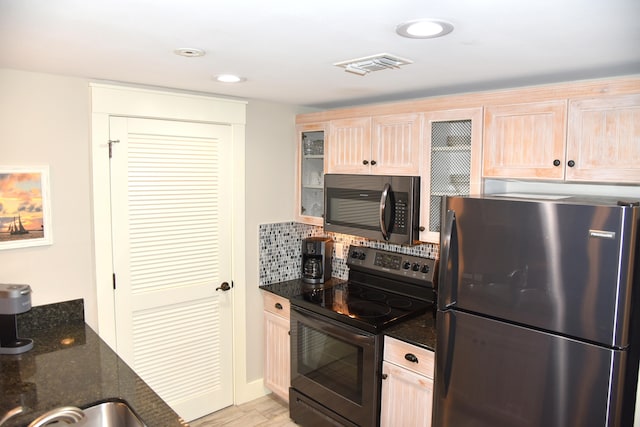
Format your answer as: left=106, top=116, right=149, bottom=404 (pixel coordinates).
left=291, top=306, right=377, bottom=347
left=379, top=183, right=391, bottom=241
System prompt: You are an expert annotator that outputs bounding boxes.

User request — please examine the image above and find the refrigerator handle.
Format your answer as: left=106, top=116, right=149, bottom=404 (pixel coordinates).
left=439, top=311, right=456, bottom=397
left=439, top=203, right=458, bottom=309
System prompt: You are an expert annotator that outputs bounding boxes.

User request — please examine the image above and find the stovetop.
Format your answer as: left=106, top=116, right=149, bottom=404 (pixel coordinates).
left=290, top=281, right=434, bottom=333
left=290, top=246, right=437, bottom=334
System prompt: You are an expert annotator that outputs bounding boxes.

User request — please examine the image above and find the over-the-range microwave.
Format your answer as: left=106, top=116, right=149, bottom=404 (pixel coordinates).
left=323, top=174, right=421, bottom=245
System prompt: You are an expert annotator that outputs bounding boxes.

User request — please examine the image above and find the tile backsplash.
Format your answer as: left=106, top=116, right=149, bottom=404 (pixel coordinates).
left=259, top=222, right=439, bottom=286
left=258, top=222, right=324, bottom=285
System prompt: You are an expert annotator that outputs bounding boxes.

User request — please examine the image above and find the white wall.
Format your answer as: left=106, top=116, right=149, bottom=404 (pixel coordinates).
left=0, top=69, right=98, bottom=327
left=243, top=100, right=317, bottom=384
left=0, top=69, right=313, bottom=402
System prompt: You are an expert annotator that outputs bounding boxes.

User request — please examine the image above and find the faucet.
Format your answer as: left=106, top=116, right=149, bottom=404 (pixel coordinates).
left=0, top=407, right=24, bottom=426
left=27, top=406, right=85, bottom=427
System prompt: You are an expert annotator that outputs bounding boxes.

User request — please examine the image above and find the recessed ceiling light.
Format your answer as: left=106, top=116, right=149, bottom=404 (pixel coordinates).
left=214, top=74, right=246, bottom=83
left=174, top=48, right=205, bottom=57
left=396, top=19, right=454, bottom=39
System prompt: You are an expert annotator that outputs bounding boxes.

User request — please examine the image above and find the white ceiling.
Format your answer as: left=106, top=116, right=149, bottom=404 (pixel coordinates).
left=1, top=0, right=639, bottom=109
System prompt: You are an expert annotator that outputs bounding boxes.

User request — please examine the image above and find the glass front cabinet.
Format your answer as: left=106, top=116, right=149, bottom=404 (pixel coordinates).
left=295, top=123, right=327, bottom=226
left=419, top=108, right=483, bottom=243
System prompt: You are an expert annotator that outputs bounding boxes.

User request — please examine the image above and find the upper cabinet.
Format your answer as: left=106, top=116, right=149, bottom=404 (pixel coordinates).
left=420, top=108, right=482, bottom=243
left=483, top=94, right=640, bottom=184
left=327, top=113, right=421, bottom=175
left=296, top=78, right=640, bottom=228
left=326, top=117, right=371, bottom=174
left=566, top=94, right=640, bottom=183
left=295, top=123, right=326, bottom=226
left=483, top=100, right=567, bottom=180
left=372, top=113, right=422, bottom=175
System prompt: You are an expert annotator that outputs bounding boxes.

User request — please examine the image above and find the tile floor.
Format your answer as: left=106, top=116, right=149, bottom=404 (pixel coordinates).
left=189, top=394, right=296, bottom=427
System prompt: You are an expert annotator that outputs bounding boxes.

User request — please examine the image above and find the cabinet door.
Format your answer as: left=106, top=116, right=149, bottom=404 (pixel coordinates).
left=263, top=310, right=291, bottom=402
left=384, top=336, right=435, bottom=378
left=567, top=94, right=640, bottom=183
left=371, top=113, right=422, bottom=175
left=295, top=123, right=327, bottom=225
left=483, top=100, right=567, bottom=180
left=380, top=361, right=433, bottom=427
left=327, top=117, right=371, bottom=174
left=420, top=108, right=482, bottom=243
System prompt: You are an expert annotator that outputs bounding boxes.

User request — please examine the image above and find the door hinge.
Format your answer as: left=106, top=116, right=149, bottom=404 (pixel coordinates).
left=108, top=139, right=120, bottom=158
left=112, top=273, right=116, bottom=290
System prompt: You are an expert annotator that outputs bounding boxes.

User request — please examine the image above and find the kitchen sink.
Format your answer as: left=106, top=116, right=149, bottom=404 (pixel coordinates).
left=20, top=400, right=146, bottom=427
left=80, top=400, right=147, bottom=427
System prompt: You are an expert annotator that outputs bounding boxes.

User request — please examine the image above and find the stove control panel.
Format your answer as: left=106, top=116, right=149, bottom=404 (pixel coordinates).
left=347, top=245, right=437, bottom=284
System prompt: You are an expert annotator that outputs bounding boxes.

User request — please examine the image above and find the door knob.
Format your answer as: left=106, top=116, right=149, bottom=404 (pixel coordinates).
left=216, top=282, right=231, bottom=291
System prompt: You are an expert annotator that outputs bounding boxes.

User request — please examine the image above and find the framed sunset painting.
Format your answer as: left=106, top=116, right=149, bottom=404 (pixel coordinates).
left=0, top=166, right=53, bottom=250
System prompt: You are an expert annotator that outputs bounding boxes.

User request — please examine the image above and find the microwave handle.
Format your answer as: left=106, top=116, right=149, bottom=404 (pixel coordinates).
left=379, top=183, right=391, bottom=241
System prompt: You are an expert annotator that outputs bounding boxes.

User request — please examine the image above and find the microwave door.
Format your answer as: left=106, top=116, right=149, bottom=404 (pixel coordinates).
left=379, top=183, right=391, bottom=241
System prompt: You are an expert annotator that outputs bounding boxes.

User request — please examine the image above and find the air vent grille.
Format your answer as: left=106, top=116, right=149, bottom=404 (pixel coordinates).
left=334, top=53, right=413, bottom=76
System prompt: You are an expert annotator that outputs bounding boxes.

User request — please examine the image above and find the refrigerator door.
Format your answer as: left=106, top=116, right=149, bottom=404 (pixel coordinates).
left=434, top=310, right=629, bottom=427
left=439, top=196, right=639, bottom=347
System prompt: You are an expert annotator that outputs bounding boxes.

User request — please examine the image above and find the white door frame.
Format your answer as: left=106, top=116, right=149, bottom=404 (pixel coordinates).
left=89, top=83, right=252, bottom=404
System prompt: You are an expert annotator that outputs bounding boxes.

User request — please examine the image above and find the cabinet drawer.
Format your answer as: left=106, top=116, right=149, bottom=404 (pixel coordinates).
left=384, top=336, right=434, bottom=378
left=262, top=291, right=290, bottom=319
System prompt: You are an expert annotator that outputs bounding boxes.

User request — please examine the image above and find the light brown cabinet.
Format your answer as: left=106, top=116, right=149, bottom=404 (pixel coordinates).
left=420, top=108, right=483, bottom=243
left=295, top=123, right=327, bottom=226
left=326, top=117, right=371, bottom=174
left=262, top=291, right=290, bottom=402
left=296, top=77, right=640, bottom=214
left=380, top=336, right=434, bottom=427
left=326, top=113, right=421, bottom=175
left=483, top=94, right=640, bottom=183
left=566, top=94, right=640, bottom=183
left=483, top=100, right=567, bottom=180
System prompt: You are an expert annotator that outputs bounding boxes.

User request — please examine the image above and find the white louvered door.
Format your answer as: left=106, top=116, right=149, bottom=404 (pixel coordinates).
left=109, top=116, right=233, bottom=422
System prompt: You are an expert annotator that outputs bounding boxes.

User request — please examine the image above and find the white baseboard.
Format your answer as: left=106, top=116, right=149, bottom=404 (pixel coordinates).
left=234, top=378, right=271, bottom=405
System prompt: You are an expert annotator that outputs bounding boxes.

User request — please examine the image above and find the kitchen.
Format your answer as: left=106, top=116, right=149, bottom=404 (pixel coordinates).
left=1, top=0, right=640, bottom=426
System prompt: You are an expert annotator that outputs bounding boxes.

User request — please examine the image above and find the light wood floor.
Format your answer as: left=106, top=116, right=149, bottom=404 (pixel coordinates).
left=189, top=394, right=297, bottom=427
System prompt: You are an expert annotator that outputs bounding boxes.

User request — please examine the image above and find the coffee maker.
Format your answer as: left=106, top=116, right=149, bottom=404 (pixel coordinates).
left=0, top=284, right=33, bottom=354
left=302, top=237, right=333, bottom=284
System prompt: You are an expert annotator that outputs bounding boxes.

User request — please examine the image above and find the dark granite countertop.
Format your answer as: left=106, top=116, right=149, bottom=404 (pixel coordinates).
left=260, top=279, right=437, bottom=351
left=1, top=301, right=186, bottom=427
left=384, top=311, right=437, bottom=351
left=260, top=277, right=346, bottom=299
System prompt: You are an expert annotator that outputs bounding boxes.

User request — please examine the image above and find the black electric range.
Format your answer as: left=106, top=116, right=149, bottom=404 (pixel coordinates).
left=289, top=245, right=438, bottom=427
left=290, top=245, right=437, bottom=334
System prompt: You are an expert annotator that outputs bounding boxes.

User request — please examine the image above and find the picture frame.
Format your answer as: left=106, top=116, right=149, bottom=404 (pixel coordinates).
left=0, top=166, right=53, bottom=250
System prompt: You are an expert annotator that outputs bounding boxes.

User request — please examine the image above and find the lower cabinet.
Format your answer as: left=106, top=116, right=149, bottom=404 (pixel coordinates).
left=381, top=336, right=434, bottom=427
left=262, top=291, right=290, bottom=402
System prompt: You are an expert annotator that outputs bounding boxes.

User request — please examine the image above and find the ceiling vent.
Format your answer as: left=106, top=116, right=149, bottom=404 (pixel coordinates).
left=334, top=53, right=413, bottom=76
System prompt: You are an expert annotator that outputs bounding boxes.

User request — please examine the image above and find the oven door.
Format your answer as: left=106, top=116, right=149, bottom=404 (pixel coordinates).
left=290, top=306, right=382, bottom=427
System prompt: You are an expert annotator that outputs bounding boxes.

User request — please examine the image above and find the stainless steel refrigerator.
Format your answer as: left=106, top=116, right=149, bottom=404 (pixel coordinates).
left=434, top=195, right=640, bottom=427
